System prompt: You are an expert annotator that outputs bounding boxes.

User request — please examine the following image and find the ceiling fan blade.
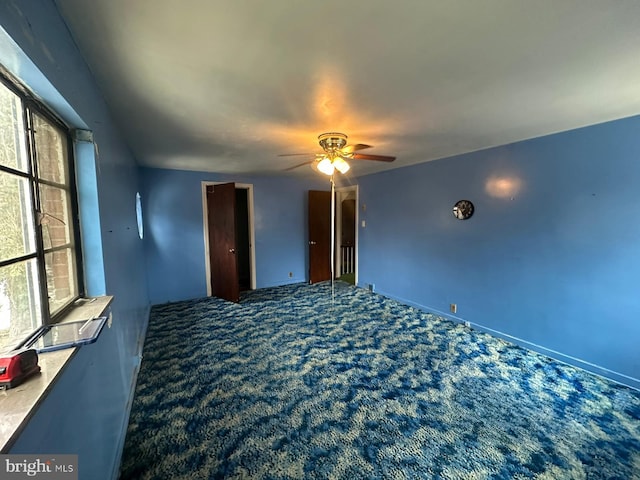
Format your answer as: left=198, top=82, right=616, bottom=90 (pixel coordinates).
left=352, top=153, right=396, bottom=162
left=342, top=143, right=372, bottom=154
left=284, top=160, right=315, bottom=171
left=278, top=153, right=317, bottom=157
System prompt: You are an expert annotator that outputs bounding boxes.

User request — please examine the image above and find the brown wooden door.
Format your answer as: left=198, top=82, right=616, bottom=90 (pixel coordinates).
left=207, top=183, right=240, bottom=302
left=308, top=190, right=332, bottom=284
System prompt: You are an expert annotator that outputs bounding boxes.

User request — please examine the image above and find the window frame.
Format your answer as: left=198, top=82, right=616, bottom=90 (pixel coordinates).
left=0, top=70, right=84, bottom=347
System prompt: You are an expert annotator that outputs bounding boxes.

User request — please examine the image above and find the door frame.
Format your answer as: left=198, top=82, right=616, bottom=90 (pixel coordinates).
left=335, top=184, right=359, bottom=285
left=202, top=181, right=257, bottom=295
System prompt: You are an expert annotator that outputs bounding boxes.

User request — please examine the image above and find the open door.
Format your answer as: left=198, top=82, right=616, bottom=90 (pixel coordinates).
left=338, top=197, right=356, bottom=284
left=207, top=182, right=240, bottom=302
left=308, top=190, right=332, bottom=284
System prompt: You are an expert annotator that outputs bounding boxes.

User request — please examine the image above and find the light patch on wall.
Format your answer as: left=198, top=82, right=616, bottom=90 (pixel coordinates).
left=485, top=175, right=522, bottom=199
left=135, top=192, right=144, bottom=239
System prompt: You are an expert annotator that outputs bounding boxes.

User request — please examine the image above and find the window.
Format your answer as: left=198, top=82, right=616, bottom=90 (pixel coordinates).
left=0, top=72, right=82, bottom=352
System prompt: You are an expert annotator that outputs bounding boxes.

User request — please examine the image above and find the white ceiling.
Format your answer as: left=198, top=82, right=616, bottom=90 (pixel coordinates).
left=55, top=0, right=640, bottom=177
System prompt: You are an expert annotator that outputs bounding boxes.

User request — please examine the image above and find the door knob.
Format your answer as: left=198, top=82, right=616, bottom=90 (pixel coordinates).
left=229, top=248, right=236, bottom=254
left=309, top=241, right=317, bottom=245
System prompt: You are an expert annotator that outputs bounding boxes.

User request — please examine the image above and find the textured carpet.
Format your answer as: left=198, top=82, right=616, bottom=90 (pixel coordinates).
left=120, top=282, right=640, bottom=479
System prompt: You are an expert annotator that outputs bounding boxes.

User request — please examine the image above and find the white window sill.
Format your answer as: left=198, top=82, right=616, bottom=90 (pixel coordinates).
left=0, top=295, right=113, bottom=453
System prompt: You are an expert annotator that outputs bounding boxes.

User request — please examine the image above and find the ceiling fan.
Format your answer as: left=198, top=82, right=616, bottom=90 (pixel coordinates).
left=280, top=132, right=396, bottom=175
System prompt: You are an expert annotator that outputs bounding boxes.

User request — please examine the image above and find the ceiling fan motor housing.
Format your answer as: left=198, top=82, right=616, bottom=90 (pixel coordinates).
left=318, top=132, right=348, bottom=153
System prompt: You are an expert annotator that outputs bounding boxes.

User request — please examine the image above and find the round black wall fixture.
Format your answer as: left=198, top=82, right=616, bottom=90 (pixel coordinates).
left=453, top=200, right=474, bottom=220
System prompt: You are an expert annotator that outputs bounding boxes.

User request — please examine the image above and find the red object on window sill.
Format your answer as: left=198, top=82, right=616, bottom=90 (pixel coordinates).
left=0, top=349, right=40, bottom=389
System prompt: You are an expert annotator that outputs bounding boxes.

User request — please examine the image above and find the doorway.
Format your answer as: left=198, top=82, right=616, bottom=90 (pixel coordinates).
left=235, top=189, right=251, bottom=291
left=335, top=185, right=358, bottom=285
left=307, top=185, right=358, bottom=285
left=202, top=182, right=256, bottom=300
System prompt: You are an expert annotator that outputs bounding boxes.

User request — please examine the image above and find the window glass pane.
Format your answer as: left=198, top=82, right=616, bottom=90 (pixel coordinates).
left=0, top=171, right=37, bottom=262
left=40, top=184, right=71, bottom=249
left=45, top=248, right=77, bottom=315
left=33, top=113, right=68, bottom=184
left=0, top=84, right=28, bottom=172
left=0, top=259, right=42, bottom=352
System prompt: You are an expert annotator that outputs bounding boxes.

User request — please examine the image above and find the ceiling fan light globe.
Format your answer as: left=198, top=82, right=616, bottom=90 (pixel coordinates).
left=317, top=157, right=335, bottom=175
left=333, top=157, right=350, bottom=174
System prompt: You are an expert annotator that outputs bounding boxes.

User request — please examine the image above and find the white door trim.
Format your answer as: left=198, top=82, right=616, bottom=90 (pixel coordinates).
left=201, top=181, right=257, bottom=296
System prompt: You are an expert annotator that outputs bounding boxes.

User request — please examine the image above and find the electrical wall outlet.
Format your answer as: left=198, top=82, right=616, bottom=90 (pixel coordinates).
left=368, top=283, right=375, bottom=292
left=450, top=303, right=457, bottom=314
left=289, top=272, right=293, bottom=278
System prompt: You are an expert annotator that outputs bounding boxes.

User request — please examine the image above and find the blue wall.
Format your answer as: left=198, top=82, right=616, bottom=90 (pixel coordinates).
left=0, top=2, right=149, bottom=479
left=358, top=115, right=640, bottom=388
left=141, top=167, right=328, bottom=304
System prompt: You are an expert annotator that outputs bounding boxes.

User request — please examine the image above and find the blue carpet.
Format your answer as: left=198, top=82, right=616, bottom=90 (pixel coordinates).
left=120, top=282, right=640, bottom=479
